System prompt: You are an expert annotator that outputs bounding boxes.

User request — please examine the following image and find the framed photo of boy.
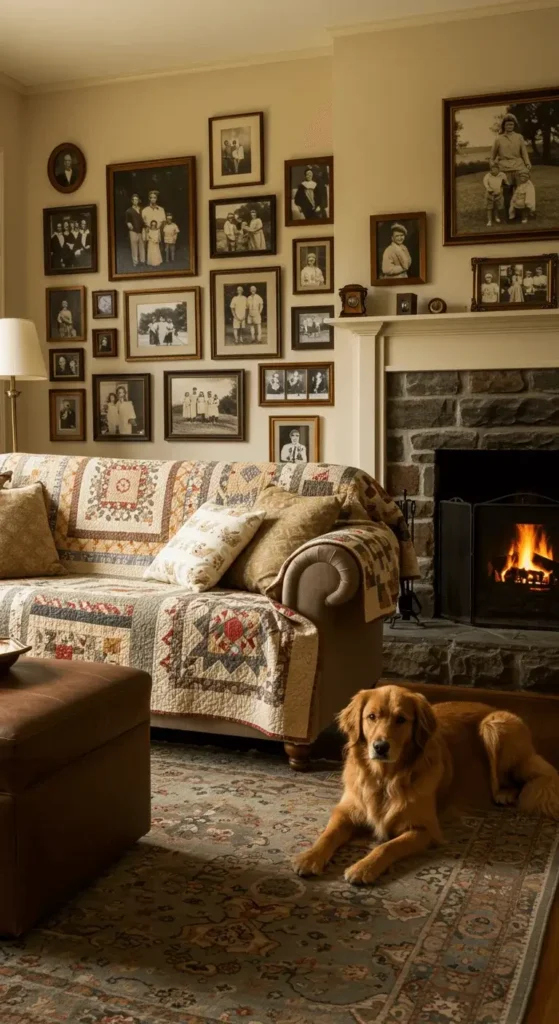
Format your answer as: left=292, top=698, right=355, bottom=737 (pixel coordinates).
left=43, top=204, right=97, bottom=276
left=93, top=329, right=118, bottom=358
left=471, top=253, right=558, bottom=311
left=293, top=238, right=334, bottom=295
left=49, top=349, right=85, bottom=382
left=47, top=142, right=86, bottom=195
left=46, top=285, right=86, bottom=343
left=125, top=287, right=201, bottom=362
left=370, top=213, right=427, bottom=286
left=210, top=266, right=281, bottom=359
left=107, top=156, right=197, bottom=280
left=209, top=112, right=264, bottom=190
left=284, top=157, right=333, bottom=226
left=444, top=86, right=559, bottom=245
left=209, top=195, right=276, bottom=258
left=164, top=370, right=245, bottom=442
left=49, top=389, right=86, bottom=442
left=269, top=416, right=320, bottom=464
left=291, top=306, right=334, bottom=350
left=92, top=373, right=152, bottom=442
left=92, top=290, right=118, bottom=319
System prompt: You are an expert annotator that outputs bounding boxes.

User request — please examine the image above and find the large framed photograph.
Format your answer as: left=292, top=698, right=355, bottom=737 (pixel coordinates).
left=46, top=285, right=86, bottom=343
left=164, top=370, right=245, bottom=442
left=49, top=389, right=86, bottom=442
left=269, top=416, right=320, bottom=463
left=370, top=212, right=427, bottom=286
left=47, top=142, right=86, bottom=195
left=49, top=348, right=85, bottom=382
left=209, top=195, right=276, bottom=257
left=444, top=87, right=559, bottom=245
left=93, top=329, right=118, bottom=358
left=471, top=253, right=558, bottom=311
left=291, top=305, right=334, bottom=350
left=209, top=112, right=264, bottom=189
left=107, top=156, right=197, bottom=280
left=125, top=287, right=201, bottom=362
left=210, top=266, right=281, bottom=359
left=259, top=362, right=334, bottom=406
left=284, top=157, right=333, bottom=226
left=92, top=290, right=118, bottom=319
left=293, top=237, right=334, bottom=295
left=43, top=205, right=97, bottom=275
left=92, top=374, right=152, bottom=441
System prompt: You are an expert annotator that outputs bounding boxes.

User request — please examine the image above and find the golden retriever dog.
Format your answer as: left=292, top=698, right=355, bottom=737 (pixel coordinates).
left=294, top=685, right=559, bottom=886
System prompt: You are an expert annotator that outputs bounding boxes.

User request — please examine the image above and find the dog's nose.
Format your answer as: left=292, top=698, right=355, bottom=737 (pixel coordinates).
left=373, top=739, right=390, bottom=756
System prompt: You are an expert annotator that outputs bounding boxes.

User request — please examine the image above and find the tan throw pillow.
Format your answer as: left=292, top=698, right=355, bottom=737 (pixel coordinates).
left=0, top=483, right=64, bottom=578
left=224, top=486, right=342, bottom=598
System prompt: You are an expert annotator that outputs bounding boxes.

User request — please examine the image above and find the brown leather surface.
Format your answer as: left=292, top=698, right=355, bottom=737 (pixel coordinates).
left=0, top=658, right=152, bottom=793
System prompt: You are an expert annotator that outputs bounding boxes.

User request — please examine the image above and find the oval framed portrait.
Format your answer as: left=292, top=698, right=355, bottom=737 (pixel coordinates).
left=48, top=142, right=87, bottom=195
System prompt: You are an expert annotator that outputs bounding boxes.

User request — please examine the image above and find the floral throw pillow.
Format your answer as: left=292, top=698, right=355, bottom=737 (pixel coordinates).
left=144, top=501, right=265, bottom=591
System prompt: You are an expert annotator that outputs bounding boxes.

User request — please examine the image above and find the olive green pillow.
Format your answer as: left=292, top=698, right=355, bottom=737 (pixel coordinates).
left=223, top=486, right=342, bottom=597
left=0, top=483, right=65, bottom=578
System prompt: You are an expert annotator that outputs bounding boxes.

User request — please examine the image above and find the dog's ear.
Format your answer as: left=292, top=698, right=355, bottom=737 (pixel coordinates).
left=337, top=691, right=368, bottom=745
left=412, top=693, right=437, bottom=750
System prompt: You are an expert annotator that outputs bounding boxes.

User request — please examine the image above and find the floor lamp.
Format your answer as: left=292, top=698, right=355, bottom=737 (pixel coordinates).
left=0, top=319, right=47, bottom=452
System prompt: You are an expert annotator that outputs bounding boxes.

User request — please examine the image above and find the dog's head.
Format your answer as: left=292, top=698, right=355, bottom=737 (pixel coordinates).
left=337, top=685, right=437, bottom=767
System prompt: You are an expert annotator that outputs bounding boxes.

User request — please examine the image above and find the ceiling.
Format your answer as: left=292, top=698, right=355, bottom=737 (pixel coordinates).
left=0, top=0, right=545, bottom=89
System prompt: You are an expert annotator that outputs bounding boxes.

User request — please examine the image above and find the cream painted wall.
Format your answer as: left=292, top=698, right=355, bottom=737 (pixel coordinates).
left=0, top=82, right=25, bottom=316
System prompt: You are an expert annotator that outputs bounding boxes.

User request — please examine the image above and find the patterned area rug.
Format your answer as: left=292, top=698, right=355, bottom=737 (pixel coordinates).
left=2, top=744, right=558, bottom=1024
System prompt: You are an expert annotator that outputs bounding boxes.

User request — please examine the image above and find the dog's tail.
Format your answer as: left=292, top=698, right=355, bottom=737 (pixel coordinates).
left=517, top=754, right=559, bottom=819
left=479, top=710, right=559, bottom=821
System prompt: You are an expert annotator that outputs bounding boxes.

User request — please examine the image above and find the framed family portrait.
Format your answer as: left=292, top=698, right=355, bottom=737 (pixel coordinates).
left=92, top=373, right=152, bottom=442
left=49, top=389, right=86, bottom=442
left=285, top=157, right=333, bottom=226
left=209, top=112, right=264, bottom=189
left=444, top=86, right=559, bottom=245
left=107, top=156, right=197, bottom=280
left=164, top=370, right=245, bottom=442
left=291, top=305, right=334, bottom=350
left=124, top=286, right=201, bottom=362
left=93, top=329, right=118, bottom=358
left=46, top=286, right=86, bottom=343
left=209, top=195, right=276, bottom=258
left=43, top=204, right=97, bottom=275
left=92, top=290, right=118, bottom=319
left=260, top=362, right=334, bottom=406
left=370, top=213, right=427, bottom=286
left=47, top=142, right=86, bottom=194
left=269, top=416, right=320, bottom=464
left=49, top=348, right=85, bottom=382
left=210, top=266, right=281, bottom=359
left=471, top=253, right=557, bottom=311
left=293, top=237, right=334, bottom=295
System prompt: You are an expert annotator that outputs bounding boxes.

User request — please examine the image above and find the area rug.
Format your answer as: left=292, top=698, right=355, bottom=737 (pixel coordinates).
left=1, top=744, right=558, bottom=1024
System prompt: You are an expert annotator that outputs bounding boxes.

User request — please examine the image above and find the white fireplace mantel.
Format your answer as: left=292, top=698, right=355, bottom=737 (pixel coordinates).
left=327, top=310, right=559, bottom=485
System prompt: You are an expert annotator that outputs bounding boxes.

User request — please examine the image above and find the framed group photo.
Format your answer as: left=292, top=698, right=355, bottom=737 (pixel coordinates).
left=209, top=111, right=264, bottom=189
left=46, top=285, right=86, bottom=343
left=125, top=286, right=201, bottom=362
left=209, top=195, right=276, bottom=257
left=49, top=389, right=86, bottom=442
left=210, top=266, right=281, bottom=359
left=47, top=142, right=87, bottom=195
left=93, top=329, right=118, bottom=358
left=43, top=204, right=97, bottom=275
left=293, top=237, right=334, bottom=295
left=285, top=157, right=333, bottom=226
left=291, top=305, right=334, bottom=350
left=92, top=373, right=152, bottom=441
left=260, top=362, right=334, bottom=406
left=164, top=369, right=245, bottom=442
left=370, top=212, right=427, bottom=286
left=471, top=253, right=557, bottom=310
left=49, top=348, right=85, bottom=382
left=269, top=416, right=320, bottom=464
left=107, top=156, right=197, bottom=280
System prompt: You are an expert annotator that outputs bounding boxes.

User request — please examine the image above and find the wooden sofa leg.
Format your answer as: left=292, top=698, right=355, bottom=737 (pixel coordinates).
left=284, top=742, right=311, bottom=772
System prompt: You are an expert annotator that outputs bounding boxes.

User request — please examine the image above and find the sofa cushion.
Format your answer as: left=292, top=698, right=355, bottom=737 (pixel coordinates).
left=0, top=483, right=64, bottom=579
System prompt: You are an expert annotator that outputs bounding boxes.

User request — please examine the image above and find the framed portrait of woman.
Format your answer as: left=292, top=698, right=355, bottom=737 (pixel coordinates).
left=45, top=285, right=86, bottom=343
left=444, top=86, right=559, bottom=245
left=284, top=157, right=333, bottom=226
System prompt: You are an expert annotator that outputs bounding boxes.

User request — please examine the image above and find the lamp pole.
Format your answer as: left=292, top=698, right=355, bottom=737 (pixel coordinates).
left=6, top=375, right=20, bottom=452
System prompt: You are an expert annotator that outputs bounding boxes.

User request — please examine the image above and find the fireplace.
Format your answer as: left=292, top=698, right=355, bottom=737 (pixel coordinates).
left=436, top=450, right=559, bottom=629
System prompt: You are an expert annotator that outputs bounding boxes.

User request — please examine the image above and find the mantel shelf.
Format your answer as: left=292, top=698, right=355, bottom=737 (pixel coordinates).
left=326, top=308, right=559, bottom=336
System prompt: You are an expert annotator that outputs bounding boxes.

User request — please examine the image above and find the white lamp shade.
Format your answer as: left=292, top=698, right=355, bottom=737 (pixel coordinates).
left=0, top=319, right=47, bottom=380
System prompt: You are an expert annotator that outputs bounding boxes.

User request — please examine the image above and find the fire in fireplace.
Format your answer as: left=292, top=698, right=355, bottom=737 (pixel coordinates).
left=492, top=523, right=558, bottom=590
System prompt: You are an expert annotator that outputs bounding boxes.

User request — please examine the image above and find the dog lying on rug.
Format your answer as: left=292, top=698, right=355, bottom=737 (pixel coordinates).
left=294, top=685, right=559, bottom=886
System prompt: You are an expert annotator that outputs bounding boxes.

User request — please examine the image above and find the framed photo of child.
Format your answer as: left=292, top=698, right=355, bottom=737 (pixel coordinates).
left=444, top=86, right=559, bottom=245
left=163, top=370, right=245, bottom=442
left=370, top=213, right=426, bottom=286
left=471, top=253, right=558, bottom=311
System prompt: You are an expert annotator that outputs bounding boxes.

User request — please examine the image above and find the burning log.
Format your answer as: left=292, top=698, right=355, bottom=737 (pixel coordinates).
left=533, top=552, right=559, bottom=574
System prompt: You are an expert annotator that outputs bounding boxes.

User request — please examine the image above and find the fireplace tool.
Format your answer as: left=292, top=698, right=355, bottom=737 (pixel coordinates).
left=388, top=489, right=424, bottom=628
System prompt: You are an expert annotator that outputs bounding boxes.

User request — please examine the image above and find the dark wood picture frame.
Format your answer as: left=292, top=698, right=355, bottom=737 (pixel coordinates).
left=208, top=111, right=264, bottom=190
left=370, top=212, right=427, bottom=286
left=45, top=285, right=86, bottom=343
left=208, top=194, right=277, bottom=258
left=43, top=204, right=98, bottom=276
left=291, top=305, right=334, bottom=350
left=284, top=156, right=334, bottom=227
left=124, top=286, right=202, bottom=362
left=49, top=348, right=85, bottom=382
left=106, top=156, right=197, bottom=280
left=92, top=290, right=118, bottom=319
left=259, top=361, right=335, bottom=406
left=49, top=388, right=86, bottom=442
left=47, top=142, right=86, bottom=195
left=92, top=373, right=152, bottom=442
left=471, top=253, right=558, bottom=311
left=164, top=369, right=246, bottom=442
left=269, top=415, right=320, bottom=462
left=210, top=265, right=282, bottom=360
left=292, top=237, right=334, bottom=295
left=93, top=328, right=119, bottom=358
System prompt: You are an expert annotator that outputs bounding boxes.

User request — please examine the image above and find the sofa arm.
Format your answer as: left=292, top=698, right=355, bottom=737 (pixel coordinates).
left=281, top=543, right=360, bottom=619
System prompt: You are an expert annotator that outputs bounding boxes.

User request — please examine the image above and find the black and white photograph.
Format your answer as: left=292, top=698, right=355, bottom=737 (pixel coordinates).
left=209, top=112, right=264, bottom=189
left=49, top=348, right=85, bottom=381
left=259, top=362, right=334, bottom=405
left=93, top=329, right=118, bottom=358
left=286, top=367, right=308, bottom=400
left=164, top=370, right=245, bottom=442
left=308, top=365, right=332, bottom=401
left=125, top=287, right=201, bottom=361
left=269, top=416, right=320, bottom=463
left=209, top=195, right=276, bottom=257
left=471, top=253, right=557, bottom=310
left=285, top=157, right=333, bottom=226
left=46, top=286, right=86, bottom=343
left=47, top=143, right=87, bottom=194
left=92, top=374, right=152, bottom=442
left=107, top=156, right=197, bottom=280
left=445, top=87, right=559, bottom=244
left=49, top=389, right=86, bottom=441
left=291, top=305, right=334, bottom=350
left=211, top=266, right=281, bottom=359
left=370, top=213, right=427, bottom=286
left=43, top=205, right=97, bottom=276
left=293, top=237, right=334, bottom=295
left=264, top=368, right=285, bottom=399
left=92, top=290, right=118, bottom=319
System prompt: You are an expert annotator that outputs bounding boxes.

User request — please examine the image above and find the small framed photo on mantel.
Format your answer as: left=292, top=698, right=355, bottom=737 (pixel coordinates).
left=471, top=253, right=558, bottom=310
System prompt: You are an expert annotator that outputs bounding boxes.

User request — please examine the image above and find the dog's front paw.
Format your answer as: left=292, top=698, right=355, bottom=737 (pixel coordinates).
left=344, top=857, right=380, bottom=886
left=293, top=849, right=326, bottom=877
left=494, top=786, right=518, bottom=806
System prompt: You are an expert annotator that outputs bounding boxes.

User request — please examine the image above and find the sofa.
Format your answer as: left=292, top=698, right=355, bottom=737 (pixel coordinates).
left=0, top=453, right=417, bottom=768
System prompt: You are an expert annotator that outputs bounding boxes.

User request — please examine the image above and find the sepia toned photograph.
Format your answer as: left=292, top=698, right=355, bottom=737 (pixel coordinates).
left=259, top=361, right=334, bottom=405
left=46, top=285, right=86, bottom=343
left=43, top=204, right=97, bottom=275
left=125, top=286, right=201, bottom=361
left=370, top=212, right=427, bottom=286
left=47, top=142, right=87, bottom=194
left=209, top=195, right=276, bottom=257
left=93, top=329, right=118, bottom=358
left=211, top=266, right=281, bottom=359
left=285, top=156, right=333, bottom=226
left=49, top=349, right=84, bottom=381
left=92, top=290, right=118, bottom=319
left=209, top=111, right=264, bottom=189
left=92, top=373, right=152, bottom=441
left=269, top=416, right=320, bottom=463
left=291, top=305, right=334, bottom=350
left=471, top=253, right=557, bottom=310
left=49, top=389, right=86, bottom=441
left=293, top=237, right=334, bottom=295
left=164, top=369, right=245, bottom=441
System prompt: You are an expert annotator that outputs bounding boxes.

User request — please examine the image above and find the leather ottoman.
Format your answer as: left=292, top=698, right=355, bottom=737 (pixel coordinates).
left=0, top=657, right=152, bottom=936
